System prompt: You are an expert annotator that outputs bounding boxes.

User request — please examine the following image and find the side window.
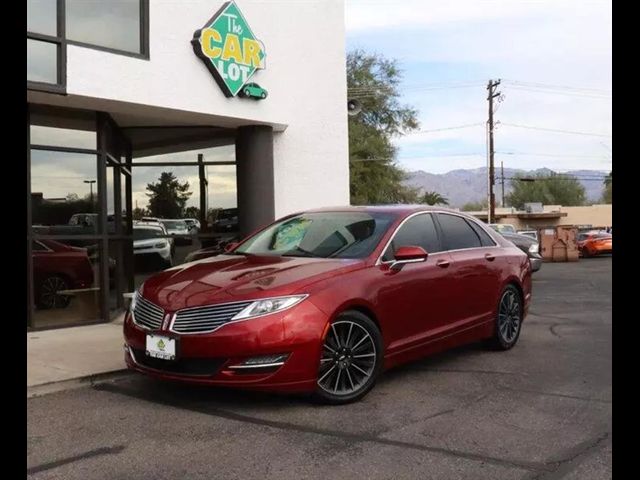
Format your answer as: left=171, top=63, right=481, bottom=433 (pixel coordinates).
left=382, top=214, right=440, bottom=261
left=467, top=220, right=496, bottom=247
left=436, top=214, right=482, bottom=251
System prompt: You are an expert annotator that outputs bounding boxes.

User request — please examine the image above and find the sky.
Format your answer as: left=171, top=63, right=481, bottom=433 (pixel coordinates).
left=344, top=0, right=612, bottom=174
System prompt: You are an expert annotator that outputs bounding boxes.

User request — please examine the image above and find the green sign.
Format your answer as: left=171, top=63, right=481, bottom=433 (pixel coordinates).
left=191, top=1, right=266, bottom=98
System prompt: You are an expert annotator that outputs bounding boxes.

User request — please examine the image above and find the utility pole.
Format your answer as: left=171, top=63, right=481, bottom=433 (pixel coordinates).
left=501, top=160, right=505, bottom=207
left=487, top=79, right=501, bottom=223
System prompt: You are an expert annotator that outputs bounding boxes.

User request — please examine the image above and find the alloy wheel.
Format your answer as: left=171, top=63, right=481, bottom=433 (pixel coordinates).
left=317, top=320, right=377, bottom=396
left=40, top=276, right=70, bottom=309
left=498, top=289, right=521, bottom=343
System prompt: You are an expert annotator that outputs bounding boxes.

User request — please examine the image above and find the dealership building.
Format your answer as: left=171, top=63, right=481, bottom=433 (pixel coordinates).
left=27, top=0, right=349, bottom=329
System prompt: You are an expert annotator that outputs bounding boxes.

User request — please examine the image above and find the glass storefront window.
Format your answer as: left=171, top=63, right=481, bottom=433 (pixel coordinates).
left=132, top=166, right=199, bottom=220
left=27, top=0, right=58, bottom=36
left=135, top=145, right=235, bottom=163
left=30, top=150, right=99, bottom=232
left=66, top=0, right=143, bottom=54
left=30, top=125, right=96, bottom=150
left=27, top=39, right=58, bottom=84
left=31, top=238, right=102, bottom=328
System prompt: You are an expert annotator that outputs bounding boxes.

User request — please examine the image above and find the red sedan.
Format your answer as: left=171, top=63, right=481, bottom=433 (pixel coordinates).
left=124, top=206, right=532, bottom=404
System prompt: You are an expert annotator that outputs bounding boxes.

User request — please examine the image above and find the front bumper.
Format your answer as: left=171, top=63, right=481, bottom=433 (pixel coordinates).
left=123, top=299, right=329, bottom=393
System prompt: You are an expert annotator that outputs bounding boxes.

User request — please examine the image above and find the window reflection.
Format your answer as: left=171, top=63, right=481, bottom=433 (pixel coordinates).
left=31, top=150, right=99, bottom=231
left=27, top=39, right=57, bottom=84
left=66, top=0, right=142, bottom=53
left=27, top=0, right=57, bottom=36
left=31, top=239, right=101, bottom=328
left=30, top=125, right=96, bottom=150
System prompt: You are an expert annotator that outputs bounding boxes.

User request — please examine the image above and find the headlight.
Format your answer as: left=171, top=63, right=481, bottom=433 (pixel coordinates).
left=529, top=243, right=539, bottom=254
left=231, top=295, right=308, bottom=321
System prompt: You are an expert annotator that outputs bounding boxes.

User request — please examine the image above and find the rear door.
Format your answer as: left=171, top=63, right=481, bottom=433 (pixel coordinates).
left=434, top=213, right=503, bottom=328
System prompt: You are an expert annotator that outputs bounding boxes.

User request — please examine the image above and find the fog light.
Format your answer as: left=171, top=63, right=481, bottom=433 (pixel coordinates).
left=227, top=353, right=290, bottom=370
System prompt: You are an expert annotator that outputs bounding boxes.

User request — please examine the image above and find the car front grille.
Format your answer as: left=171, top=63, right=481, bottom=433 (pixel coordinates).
left=130, top=348, right=226, bottom=376
left=132, top=293, right=164, bottom=330
left=172, top=301, right=253, bottom=334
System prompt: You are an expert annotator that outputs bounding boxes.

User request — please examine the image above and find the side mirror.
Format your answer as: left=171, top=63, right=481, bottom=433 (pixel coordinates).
left=224, top=242, right=239, bottom=253
left=390, top=246, right=428, bottom=271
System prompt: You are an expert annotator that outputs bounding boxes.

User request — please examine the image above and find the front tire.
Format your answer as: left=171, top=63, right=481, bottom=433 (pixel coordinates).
left=487, top=285, right=523, bottom=350
left=314, top=310, right=383, bottom=405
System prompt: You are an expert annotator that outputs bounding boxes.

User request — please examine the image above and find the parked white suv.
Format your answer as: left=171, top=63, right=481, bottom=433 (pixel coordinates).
left=133, top=224, right=173, bottom=268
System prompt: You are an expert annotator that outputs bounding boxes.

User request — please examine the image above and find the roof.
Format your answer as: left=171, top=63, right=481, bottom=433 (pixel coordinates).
left=302, top=205, right=466, bottom=216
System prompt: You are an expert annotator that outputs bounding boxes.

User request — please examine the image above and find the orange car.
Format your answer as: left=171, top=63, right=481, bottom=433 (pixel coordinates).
left=577, top=231, right=612, bottom=257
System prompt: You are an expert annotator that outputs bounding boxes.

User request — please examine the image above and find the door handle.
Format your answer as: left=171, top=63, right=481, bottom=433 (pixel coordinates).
left=436, top=259, right=450, bottom=268
left=484, top=253, right=496, bottom=262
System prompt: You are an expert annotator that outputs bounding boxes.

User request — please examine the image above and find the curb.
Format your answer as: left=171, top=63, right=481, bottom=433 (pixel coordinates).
left=27, top=370, right=133, bottom=399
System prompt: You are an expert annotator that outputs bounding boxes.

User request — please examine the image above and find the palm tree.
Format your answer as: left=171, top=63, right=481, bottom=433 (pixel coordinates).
left=421, top=191, right=449, bottom=206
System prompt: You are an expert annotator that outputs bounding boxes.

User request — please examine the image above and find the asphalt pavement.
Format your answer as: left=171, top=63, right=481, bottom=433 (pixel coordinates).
left=27, top=257, right=612, bottom=480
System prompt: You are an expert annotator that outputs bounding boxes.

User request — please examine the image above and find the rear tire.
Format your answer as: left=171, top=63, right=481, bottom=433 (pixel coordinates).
left=314, top=310, right=383, bottom=405
left=487, top=285, right=523, bottom=351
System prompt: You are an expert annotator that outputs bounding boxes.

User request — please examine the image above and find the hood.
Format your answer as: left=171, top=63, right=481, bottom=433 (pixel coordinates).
left=139, top=254, right=364, bottom=311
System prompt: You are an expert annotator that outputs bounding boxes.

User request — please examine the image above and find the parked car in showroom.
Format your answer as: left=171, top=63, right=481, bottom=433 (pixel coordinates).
left=124, top=206, right=532, bottom=404
left=160, top=219, right=193, bottom=245
left=133, top=224, right=173, bottom=269
left=32, top=239, right=94, bottom=309
left=500, top=232, right=542, bottom=272
left=184, top=218, right=201, bottom=232
left=212, top=208, right=238, bottom=232
left=577, top=231, right=612, bottom=257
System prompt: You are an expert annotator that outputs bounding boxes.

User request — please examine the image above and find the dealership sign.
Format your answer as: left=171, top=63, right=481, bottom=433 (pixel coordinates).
left=191, top=1, right=266, bottom=98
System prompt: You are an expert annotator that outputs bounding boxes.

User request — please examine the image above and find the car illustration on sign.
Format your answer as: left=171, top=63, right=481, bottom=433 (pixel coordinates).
left=239, top=82, right=268, bottom=99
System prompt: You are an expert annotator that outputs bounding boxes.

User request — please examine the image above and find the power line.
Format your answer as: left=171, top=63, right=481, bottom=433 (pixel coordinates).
left=405, top=122, right=485, bottom=135
left=496, top=151, right=606, bottom=158
left=499, top=122, right=612, bottom=138
left=350, top=152, right=483, bottom=163
left=501, top=79, right=611, bottom=95
left=503, top=85, right=611, bottom=100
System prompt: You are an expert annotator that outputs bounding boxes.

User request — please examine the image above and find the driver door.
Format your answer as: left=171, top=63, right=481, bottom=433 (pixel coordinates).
left=375, top=213, right=456, bottom=352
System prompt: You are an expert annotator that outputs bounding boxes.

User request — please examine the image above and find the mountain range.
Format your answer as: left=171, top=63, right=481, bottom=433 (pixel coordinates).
left=404, top=167, right=609, bottom=208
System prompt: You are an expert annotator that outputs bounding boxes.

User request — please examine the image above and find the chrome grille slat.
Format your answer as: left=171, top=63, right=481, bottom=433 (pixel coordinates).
left=172, top=301, right=253, bottom=334
left=132, top=293, right=164, bottom=330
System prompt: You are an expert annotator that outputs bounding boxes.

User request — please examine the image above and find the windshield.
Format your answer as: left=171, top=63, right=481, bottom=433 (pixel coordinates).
left=234, top=212, right=396, bottom=259
left=134, top=227, right=165, bottom=240
left=161, top=220, right=186, bottom=230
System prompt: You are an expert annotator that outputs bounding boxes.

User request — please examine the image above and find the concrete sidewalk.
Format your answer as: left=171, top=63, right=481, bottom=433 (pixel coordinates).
left=27, top=315, right=131, bottom=398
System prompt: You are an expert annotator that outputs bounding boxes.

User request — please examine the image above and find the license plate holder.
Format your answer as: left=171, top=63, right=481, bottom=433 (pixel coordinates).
left=145, top=333, right=178, bottom=361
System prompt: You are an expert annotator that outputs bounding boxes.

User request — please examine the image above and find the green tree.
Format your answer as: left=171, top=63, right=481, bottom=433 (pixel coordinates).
left=506, top=174, right=586, bottom=209
left=421, top=191, right=449, bottom=206
left=348, top=49, right=420, bottom=204
left=602, top=171, right=612, bottom=203
left=184, top=206, right=201, bottom=219
left=461, top=200, right=488, bottom=211
left=132, top=207, right=148, bottom=220
left=146, top=171, right=192, bottom=218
